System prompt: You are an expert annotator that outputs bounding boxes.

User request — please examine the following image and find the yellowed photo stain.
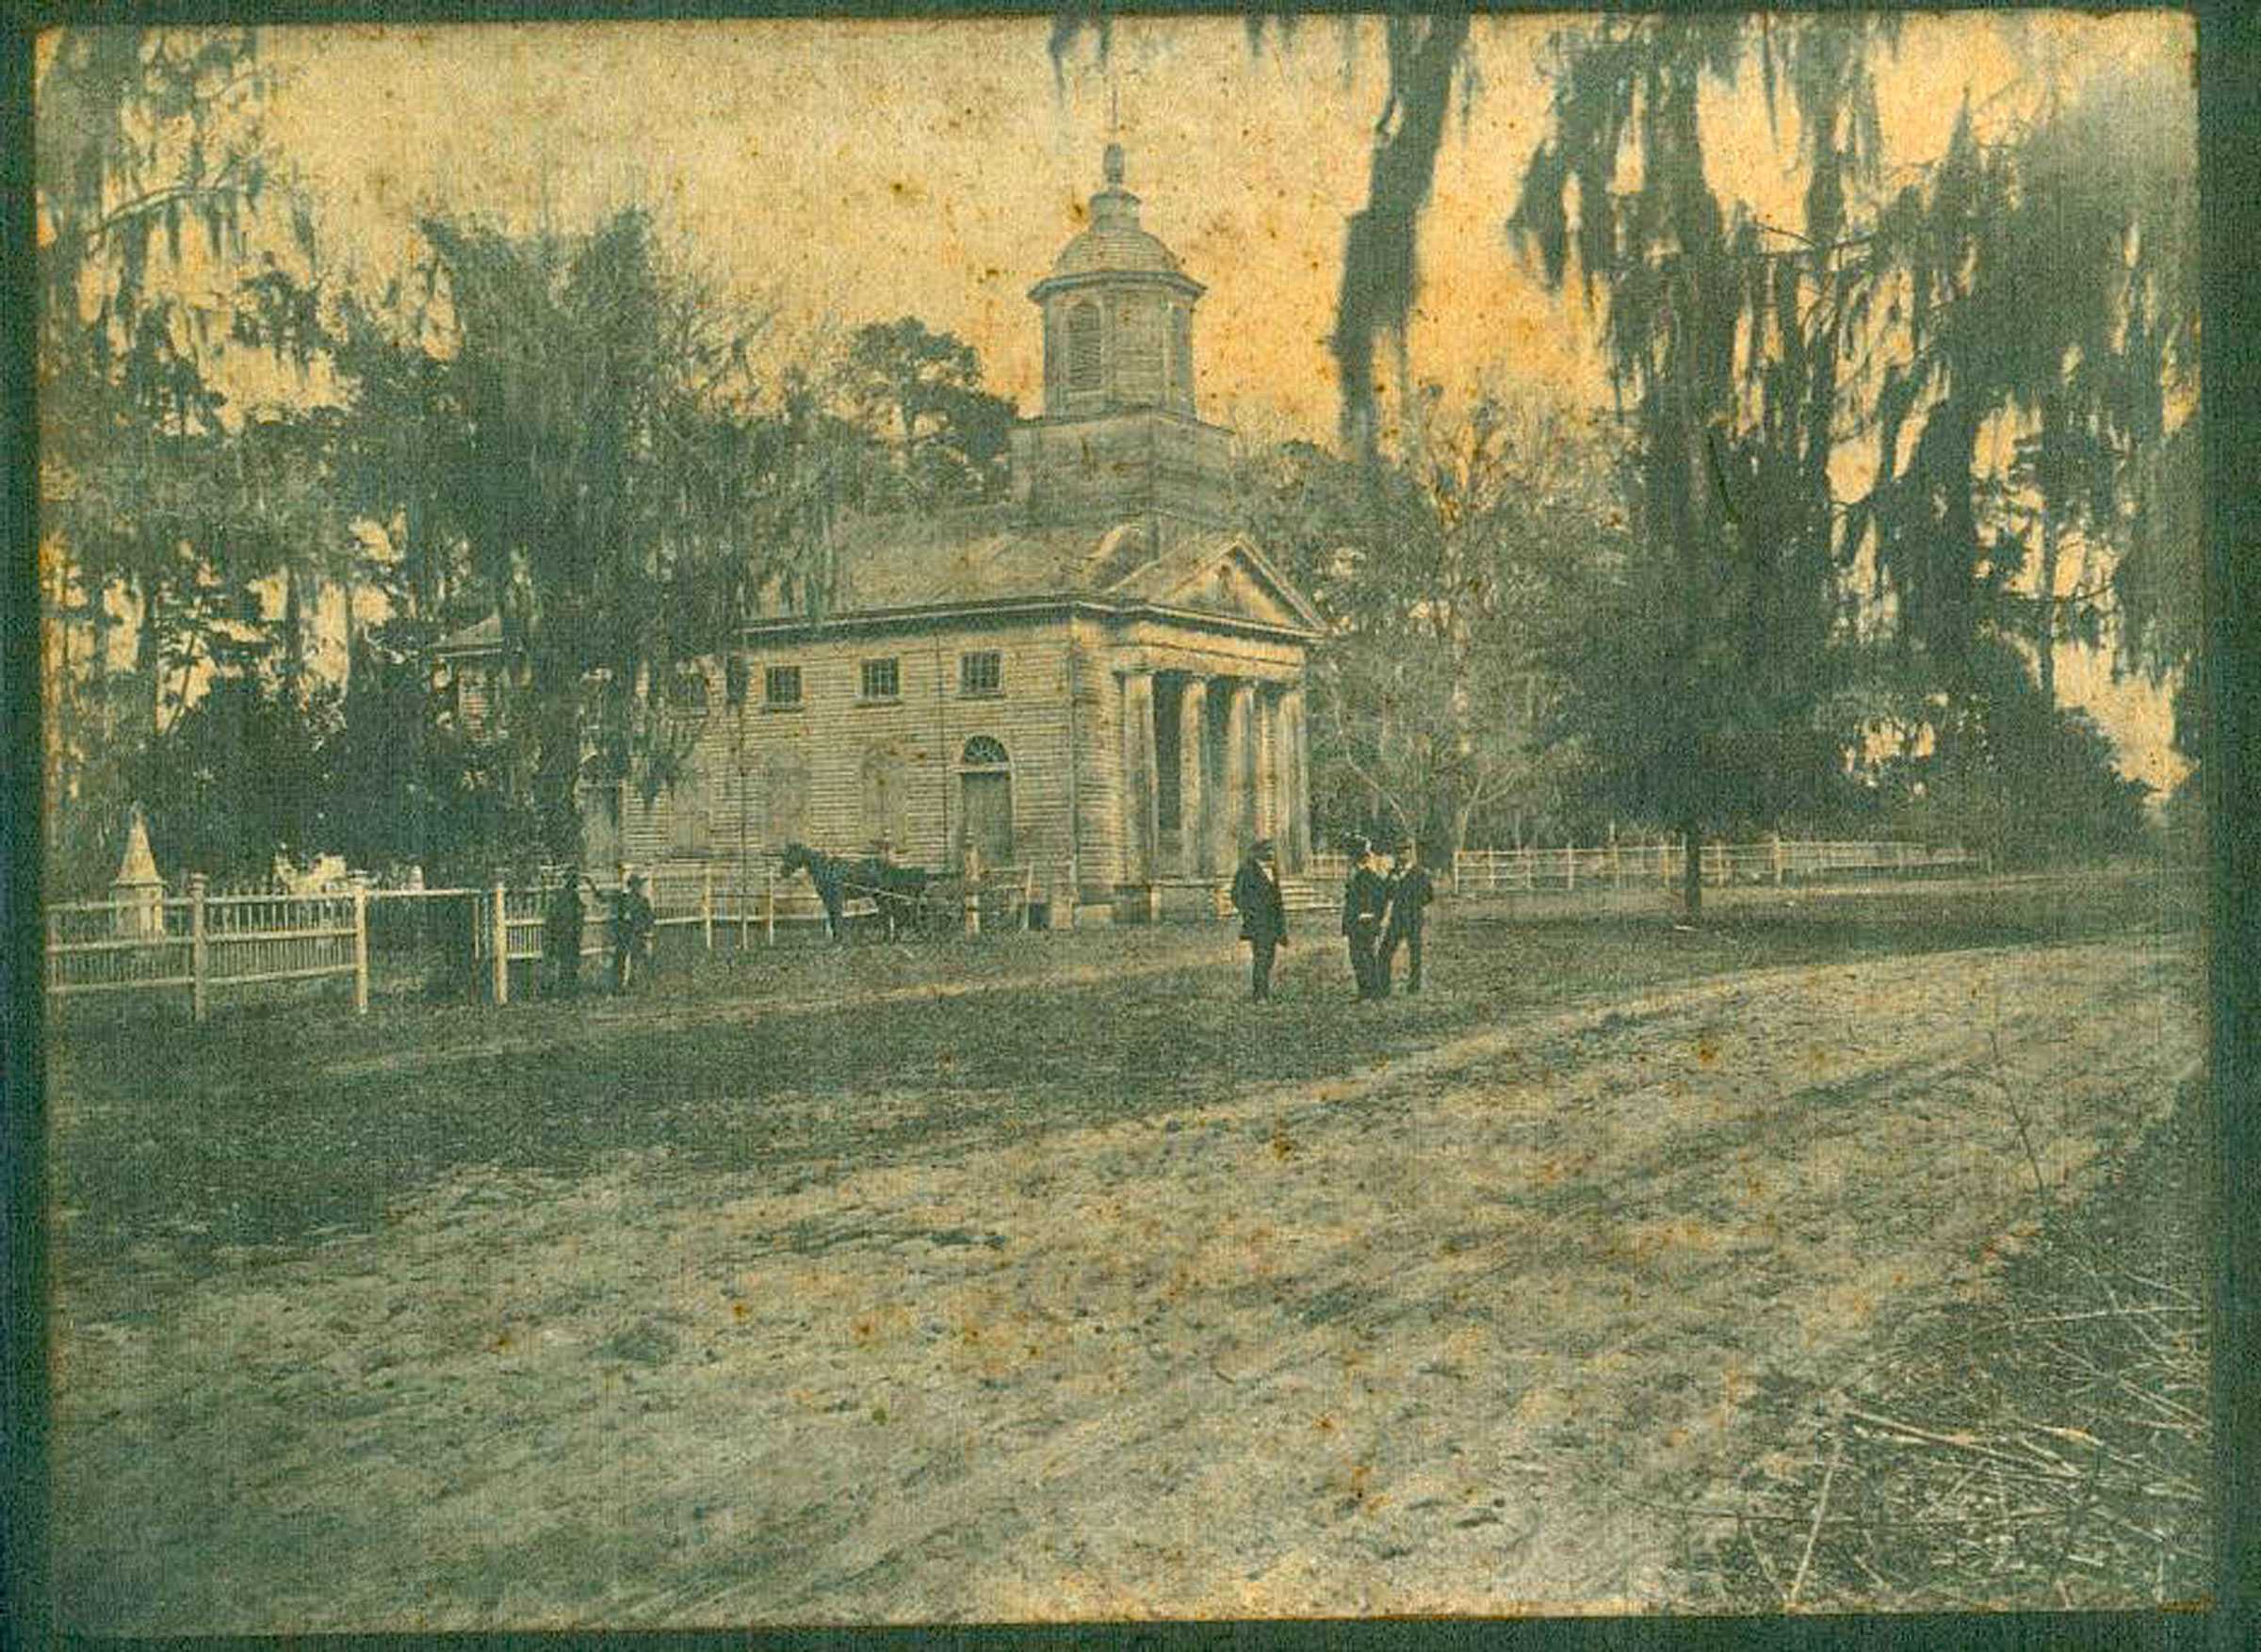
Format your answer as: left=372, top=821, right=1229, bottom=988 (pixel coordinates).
left=38, top=8, right=2205, bottom=1631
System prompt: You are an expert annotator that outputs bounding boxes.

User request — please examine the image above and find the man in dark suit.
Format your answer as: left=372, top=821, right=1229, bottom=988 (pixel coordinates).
left=544, top=866, right=590, bottom=998
left=1342, top=838, right=1390, bottom=1000
left=1378, top=840, right=1436, bottom=996
left=1228, top=839, right=1289, bottom=1001
left=610, top=871, right=657, bottom=993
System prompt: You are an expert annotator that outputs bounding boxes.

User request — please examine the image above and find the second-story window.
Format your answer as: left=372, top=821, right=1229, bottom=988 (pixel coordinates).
left=959, top=650, right=1003, bottom=696
left=763, top=664, right=803, bottom=709
left=859, top=657, right=901, bottom=702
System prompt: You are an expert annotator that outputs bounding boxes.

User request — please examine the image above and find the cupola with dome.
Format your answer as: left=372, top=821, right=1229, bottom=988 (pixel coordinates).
left=1009, top=143, right=1236, bottom=530
left=1029, top=142, right=1202, bottom=417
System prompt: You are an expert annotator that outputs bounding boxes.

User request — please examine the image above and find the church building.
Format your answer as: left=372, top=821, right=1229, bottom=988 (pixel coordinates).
left=438, top=146, right=1324, bottom=921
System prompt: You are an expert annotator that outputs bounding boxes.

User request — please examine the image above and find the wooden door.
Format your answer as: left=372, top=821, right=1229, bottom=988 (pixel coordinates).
left=961, top=770, right=1014, bottom=866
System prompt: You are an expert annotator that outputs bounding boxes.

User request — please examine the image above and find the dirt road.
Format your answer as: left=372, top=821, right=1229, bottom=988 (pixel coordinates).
left=50, top=931, right=2201, bottom=1628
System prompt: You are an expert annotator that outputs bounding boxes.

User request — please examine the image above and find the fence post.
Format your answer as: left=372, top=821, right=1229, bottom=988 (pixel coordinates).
left=351, top=883, right=370, bottom=1014
left=490, top=873, right=510, bottom=1007
left=188, top=873, right=208, bottom=1023
left=701, top=864, right=715, bottom=953
left=1564, top=845, right=1575, bottom=893
left=1772, top=834, right=1786, bottom=885
left=764, top=868, right=776, bottom=947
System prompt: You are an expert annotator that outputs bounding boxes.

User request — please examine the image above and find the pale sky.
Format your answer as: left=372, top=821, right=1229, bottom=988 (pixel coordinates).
left=179, top=12, right=2201, bottom=788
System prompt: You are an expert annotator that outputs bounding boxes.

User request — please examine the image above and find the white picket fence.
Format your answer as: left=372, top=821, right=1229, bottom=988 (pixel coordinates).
left=1295, top=839, right=1977, bottom=897
left=44, top=876, right=368, bottom=1021
left=1449, top=838, right=1981, bottom=895
left=47, top=857, right=1059, bottom=1019
left=466, top=862, right=1044, bottom=1005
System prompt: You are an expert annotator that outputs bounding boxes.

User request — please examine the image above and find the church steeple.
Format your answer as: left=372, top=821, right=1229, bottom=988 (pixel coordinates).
left=1010, top=145, right=1232, bottom=531
left=1030, top=146, right=1204, bottom=418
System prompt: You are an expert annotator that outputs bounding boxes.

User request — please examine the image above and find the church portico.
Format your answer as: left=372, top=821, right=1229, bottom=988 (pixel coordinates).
left=1105, top=655, right=1311, bottom=893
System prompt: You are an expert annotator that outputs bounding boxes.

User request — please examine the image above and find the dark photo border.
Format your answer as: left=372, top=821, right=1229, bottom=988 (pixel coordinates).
left=4, top=5, right=2251, bottom=1651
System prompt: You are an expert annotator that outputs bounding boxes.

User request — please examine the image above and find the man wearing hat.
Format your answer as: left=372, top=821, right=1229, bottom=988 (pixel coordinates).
left=1341, top=838, right=1391, bottom=1000
left=610, top=870, right=657, bottom=993
left=1378, top=839, right=1436, bottom=996
left=1228, top=839, right=1290, bottom=1001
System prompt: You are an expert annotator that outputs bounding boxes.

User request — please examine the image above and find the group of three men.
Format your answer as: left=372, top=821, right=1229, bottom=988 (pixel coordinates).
left=1228, top=836, right=1433, bottom=1003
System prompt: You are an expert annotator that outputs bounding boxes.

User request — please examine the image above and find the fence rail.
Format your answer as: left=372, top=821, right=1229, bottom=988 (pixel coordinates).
left=1447, top=838, right=1981, bottom=896
left=462, top=860, right=1050, bottom=1004
left=45, top=876, right=366, bottom=1020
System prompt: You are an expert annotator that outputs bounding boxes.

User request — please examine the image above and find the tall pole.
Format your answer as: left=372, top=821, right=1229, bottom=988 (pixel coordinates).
left=1064, top=617, right=1082, bottom=927
left=351, top=882, right=369, bottom=1015
left=188, top=872, right=208, bottom=1024
left=491, top=871, right=510, bottom=1006
left=739, top=698, right=751, bottom=949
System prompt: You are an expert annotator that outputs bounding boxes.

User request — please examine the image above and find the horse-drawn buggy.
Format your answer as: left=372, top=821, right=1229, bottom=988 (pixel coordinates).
left=778, top=843, right=1035, bottom=939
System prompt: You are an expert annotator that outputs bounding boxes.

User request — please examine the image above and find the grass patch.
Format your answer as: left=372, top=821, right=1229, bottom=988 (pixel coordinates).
left=1667, top=1068, right=2211, bottom=1611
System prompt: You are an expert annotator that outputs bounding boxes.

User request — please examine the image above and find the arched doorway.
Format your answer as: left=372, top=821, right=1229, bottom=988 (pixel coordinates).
left=958, top=737, right=1014, bottom=866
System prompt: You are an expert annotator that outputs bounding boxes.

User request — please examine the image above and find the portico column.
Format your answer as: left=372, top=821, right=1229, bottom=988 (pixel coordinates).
left=1254, top=687, right=1275, bottom=856
left=1178, top=675, right=1210, bottom=877
left=1223, top=678, right=1256, bottom=859
left=1208, top=679, right=1238, bottom=873
left=1280, top=685, right=1311, bottom=870
left=1118, top=669, right=1160, bottom=883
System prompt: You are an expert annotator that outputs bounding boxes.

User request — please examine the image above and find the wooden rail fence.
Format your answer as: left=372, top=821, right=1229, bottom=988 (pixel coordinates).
left=45, top=874, right=367, bottom=1021
left=1295, top=839, right=1980, bottom=897
left=468, top=862, right=1046, bottom=1005
left=1450, top=838, right=1980, bottom=895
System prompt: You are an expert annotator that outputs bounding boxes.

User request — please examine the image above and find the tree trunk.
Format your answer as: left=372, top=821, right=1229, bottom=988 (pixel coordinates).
left=139, top=588, right=167, bottom=737
left=340, top=575, right=361, bottom=696
left=2036, top=508, right=2059, bottom=708
left=1682, top=811, right=1703, bottom=920
left=282, top=560, right=308, bottom=702
left=1449, top=798, right=1474, bottom=867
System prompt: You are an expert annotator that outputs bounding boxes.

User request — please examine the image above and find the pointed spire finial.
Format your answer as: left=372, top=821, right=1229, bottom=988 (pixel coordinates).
left=114, top=802, right=162, bottom=889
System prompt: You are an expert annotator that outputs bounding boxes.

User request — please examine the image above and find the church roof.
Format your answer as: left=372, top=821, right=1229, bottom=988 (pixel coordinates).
left=805, top=507, right=1323, bottom=635
left=434, top=511, right=1320, bottom=657
left=825, top=505, right=1103, bottom=610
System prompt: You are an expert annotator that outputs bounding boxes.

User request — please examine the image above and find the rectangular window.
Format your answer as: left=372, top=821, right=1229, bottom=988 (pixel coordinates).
left=859, top=657, right=901, bottom=702
left=959, top=651, right=1003, bottom=696
left=762, top=664, right=803, bottom=709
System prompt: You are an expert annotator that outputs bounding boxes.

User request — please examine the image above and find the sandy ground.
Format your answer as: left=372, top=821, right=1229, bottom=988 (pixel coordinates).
left=48, top=931, right=2200, bottom=1630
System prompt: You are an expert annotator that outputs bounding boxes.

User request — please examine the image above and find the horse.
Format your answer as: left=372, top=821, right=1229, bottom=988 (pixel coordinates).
left=779, top=843, right=934, bottom=940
